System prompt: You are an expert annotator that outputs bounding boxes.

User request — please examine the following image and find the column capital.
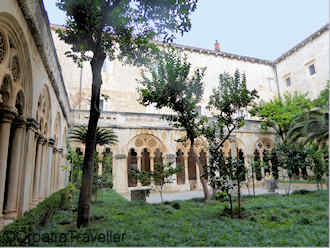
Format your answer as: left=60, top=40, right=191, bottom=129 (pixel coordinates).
left=13, top=117, right=26, bottom=128
left=57, top=147, right=64, bottom=153
left=37, top=136, right=47, bottom=144
left=115, top=154, right=126, bottom=160
left=229, top=135, right=236, bottom=143
left=165, top=154, right=176, bottom=160
left=26, top=118, right=39, bottom=131
left=0, top=105, right=16, bottom=124
left=47, top=138, right=55, bottom=147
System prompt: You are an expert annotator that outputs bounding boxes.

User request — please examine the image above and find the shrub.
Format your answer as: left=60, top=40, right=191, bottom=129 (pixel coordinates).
left=0, top=185, right=75, bottom=246
left=292, top=189, right=312, bottom=195
left=215, top=191, right=228, bottom=202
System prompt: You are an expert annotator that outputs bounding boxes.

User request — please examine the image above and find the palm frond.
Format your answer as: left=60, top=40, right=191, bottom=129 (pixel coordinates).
left=69, top=126, right=118, bottom=146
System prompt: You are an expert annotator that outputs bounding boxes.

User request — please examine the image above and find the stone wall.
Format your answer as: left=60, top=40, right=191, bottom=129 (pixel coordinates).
left=0, top=0, right=71, bottom=228
left=275, top=24, right=329, bottom=99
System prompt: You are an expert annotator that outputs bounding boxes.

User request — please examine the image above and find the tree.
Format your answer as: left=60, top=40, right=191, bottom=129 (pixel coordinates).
left=138, top=50, right=211, bottom=200
left=133, top=162, right=183, bottom=203
left=313, top=81, right=329, bottom=109
left=306, top=143, right=328, bottom=190
left=57, top=0, right=199, bottom=227
left=287, top=83, right=328, bottom=147
left=66, top=146, right=84, bottom=185
left=249, top=92, right=313, bottom=143
left=287, top=108, right=328, bottom=147
left=253, top=150, right=262, bottom=181
left=69, top=126, right=118, bottom=147
left=203, top=70, right=258, bottom=217
left=274, top=143, right=309, bottom=195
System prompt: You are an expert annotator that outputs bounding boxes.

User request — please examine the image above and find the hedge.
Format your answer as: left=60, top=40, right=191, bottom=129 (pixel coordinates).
left=0, top=184, right=75, bottom=246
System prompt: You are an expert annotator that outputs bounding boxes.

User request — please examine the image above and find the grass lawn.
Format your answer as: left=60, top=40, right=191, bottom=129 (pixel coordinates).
left=14, top=189, right=329, bottom=246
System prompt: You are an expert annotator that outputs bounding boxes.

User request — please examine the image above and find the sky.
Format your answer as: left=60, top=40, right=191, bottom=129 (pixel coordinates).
left=43, top=0, right=329, bottom=60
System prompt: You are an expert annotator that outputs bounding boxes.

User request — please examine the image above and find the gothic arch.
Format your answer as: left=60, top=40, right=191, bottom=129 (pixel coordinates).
left=36, top=85, right=52, bottom=137
left=0, top=13, right=32, bottom=116
left=254, top=137, right=275, bottom=152
left=175, top=136, right=208, bottom=156
left=126, top=133, right=167, bottom=155
left=53, top=113, right=61, bottom=146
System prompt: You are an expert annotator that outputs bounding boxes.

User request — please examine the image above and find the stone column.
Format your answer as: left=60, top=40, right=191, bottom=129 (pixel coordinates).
left=50, top=148, right=57, bottom=194
left=166, top=154, right=177, bottom=185
left=60, top=148, right=65, bottom=189
left=56, top=148, right=63, bottom=191
left=113, top=154, right=128, bottom=193
left=4, top=118, right=26, bottom=219
left=98, top=160, right=103, bottom=176
left=46, top=138, right=54, bottom=197
left=137, top=155, right=142, bottom=187
left=184, top=154, right=189, bottom=185
left=150, top=156, right=155, bottom=172
left=196, top=155, right=201, bottom=185
left=32, top=137, right=44, bottom=206
left=260, top=150, right=265, bottom=179
left=20, top=119, right=38, bottom=214
left=38, top=139, right=49, bottom=200
left=150, top=155, right=155, bottom=185
left=0, top=107, right=15, bottom=225
left=229, top=136, right=237, bottom=159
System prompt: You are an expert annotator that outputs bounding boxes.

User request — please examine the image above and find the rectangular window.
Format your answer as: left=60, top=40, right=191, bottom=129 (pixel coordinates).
left=285, top=77, right=291, bottom=87
left=100, top=99, right=104, bottom=111
left=308, top=64, right=316, bottom=75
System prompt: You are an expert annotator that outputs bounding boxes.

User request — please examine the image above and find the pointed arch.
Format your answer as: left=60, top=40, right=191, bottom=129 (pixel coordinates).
left=0, top=13, right=33, bottom=116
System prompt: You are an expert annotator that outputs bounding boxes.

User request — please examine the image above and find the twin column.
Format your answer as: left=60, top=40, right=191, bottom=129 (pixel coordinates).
left=0, top=108, right=16, bottom=224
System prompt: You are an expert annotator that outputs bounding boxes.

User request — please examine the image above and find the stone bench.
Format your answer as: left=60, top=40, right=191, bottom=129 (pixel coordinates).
left=129, top=186, right=152, bottom=201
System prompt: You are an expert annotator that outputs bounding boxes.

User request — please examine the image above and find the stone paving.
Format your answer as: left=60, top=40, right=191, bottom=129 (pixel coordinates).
left=145, top=183, right=320, bottom=204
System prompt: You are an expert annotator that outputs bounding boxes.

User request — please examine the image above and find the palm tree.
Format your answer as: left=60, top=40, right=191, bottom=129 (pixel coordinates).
left=69, top=126, right=118, bottom=148
left=288, top=108, right=328, bottom=147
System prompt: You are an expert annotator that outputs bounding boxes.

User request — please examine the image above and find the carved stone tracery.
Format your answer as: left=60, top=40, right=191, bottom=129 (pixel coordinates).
left=0, top=31, right=6, bottom=64
left=11, top=56, right=20, bottom=81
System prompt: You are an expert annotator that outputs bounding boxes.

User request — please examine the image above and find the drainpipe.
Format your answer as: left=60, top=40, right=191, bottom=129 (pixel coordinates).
left=78, top=65, right=83, bottom=119
left=272, top=64, right=281, bottom=98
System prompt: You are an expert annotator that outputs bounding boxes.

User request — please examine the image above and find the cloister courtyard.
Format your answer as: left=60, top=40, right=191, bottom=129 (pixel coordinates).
left=0, top=0, right=329, bottom=247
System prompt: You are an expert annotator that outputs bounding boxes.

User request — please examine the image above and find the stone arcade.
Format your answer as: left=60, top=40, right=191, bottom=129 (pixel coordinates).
left=53, top=21, right=329, bottom=194
left=0, top=0, right=70, bottom=228
left=0, top=0, right=329, bottom=227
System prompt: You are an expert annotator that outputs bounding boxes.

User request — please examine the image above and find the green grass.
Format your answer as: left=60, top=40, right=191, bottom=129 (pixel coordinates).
left=10, top=189, right=329, bottom=246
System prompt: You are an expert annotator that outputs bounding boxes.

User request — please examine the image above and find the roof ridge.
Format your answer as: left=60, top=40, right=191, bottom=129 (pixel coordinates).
left=274, top=23, right=329, bottom=64
left=50, top=22, right=329, bottom=66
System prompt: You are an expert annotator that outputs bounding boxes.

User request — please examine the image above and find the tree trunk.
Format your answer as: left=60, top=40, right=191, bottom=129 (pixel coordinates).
left=228, top=192, right=233, bottom=218
left=77, top=52, right=105, bottom=228
left=160, top=189, right=164, bottom=203
left=252, top=162, right=255, bottom=198
left=237, top=181, right=241, bottom=218
left=190, top=143, right=211, bottom=201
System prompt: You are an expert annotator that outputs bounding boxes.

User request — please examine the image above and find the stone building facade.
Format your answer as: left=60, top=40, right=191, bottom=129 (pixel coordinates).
left=0, top=0, right=329, bottom=228
left=0, top=0, right=70, bottom=228
left=51, top=22, right=329, bottom=194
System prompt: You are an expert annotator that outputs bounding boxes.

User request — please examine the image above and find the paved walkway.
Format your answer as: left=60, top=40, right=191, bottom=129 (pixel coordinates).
left=145, top=183, right=319, bottom=204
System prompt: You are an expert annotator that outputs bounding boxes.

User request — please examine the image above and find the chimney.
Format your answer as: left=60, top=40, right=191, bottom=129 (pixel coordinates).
left=214, top=40, right=220, bottom=51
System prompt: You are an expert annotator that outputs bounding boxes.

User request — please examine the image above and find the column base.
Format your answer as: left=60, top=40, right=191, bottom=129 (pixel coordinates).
left=39, top=196, right=46, bottom=201
left=3, top=210, right=17, bottom=220
left=114, top=187, right=129, bottom=194
left=0, top=214, right=4, bottom=230
left=31, top=198, right=39, bottom=207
